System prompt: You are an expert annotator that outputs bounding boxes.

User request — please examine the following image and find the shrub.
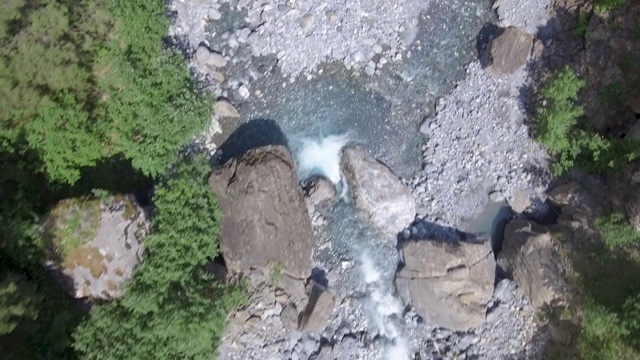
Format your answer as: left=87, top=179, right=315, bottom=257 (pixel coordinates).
left=595, top=213, right=640, bottom=248
left=73, top=157, right=246, bottom=360
left=535, top=68, right=640, bottom=176
left=594, top=0, right=628, bottom=13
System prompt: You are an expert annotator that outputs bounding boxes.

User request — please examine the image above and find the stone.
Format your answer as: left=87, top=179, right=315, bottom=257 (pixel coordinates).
left=206, top=52, right=228, bottom=68
left=208, top=8, right=222, bottom=20
left=209, top=145, right=314, bottom=279
left=214, top=100, right=240, bottom=118
left=548, top=181, right=609, bottom=220
left=280, top=303, right=299, bottom=330
left=508, top=188, right=531, bottom=213
left=305, top=175, right=337, bottom=206
left=395, top=236, right=495, bottom=331
left=341, top=146, right=416, bottom=234
left=299, top=282, right=335, bottom=333
left=48, top=195, right=148, bottom=300
left=488, top=191, right=505, bottom=202
left=497, top=220, right=566, bottom=308
left=298, top=14, right=315, bottom=31
left=486, top=27, right=533, bottom=75
left=194, top=45, right=227, bottom=68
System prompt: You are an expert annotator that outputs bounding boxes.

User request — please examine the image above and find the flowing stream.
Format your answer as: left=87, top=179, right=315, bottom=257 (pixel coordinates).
left=206, top=1, right=496, bottom=358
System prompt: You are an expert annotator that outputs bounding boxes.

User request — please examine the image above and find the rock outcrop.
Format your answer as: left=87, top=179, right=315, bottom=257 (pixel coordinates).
left=396, top=237, right=495, bottom=331
left=209, top=145, right=314, bottom=279
left=304, top=175, right=336, bottom=207
left=47, top=195, right=148, bottom=299
left=485, top=27, right=533, bottom=75
left=340, top=146, right=416, bottom=234
left=497, top=220, right=566, bottom=308
left=608, top=161, right=640, bottom=231
left=299, top=282, right=335, bottom=333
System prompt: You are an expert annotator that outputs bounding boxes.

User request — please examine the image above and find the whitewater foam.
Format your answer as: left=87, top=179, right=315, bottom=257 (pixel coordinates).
left=297, top=134, right=349, bottom=185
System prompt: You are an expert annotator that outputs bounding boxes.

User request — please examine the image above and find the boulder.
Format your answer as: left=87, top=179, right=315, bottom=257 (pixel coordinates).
left=304, top=175, right=337, bottom=206
left=299, top=282, right=335, bottom=333
left=486, top=27, right=533, bottom=75
left=497, top=220, right=566, bottom=308
left=46, top=195, right=148, bottom=299
left=395, top=237, right=495, bottom=331
left=547, top=181, right=609, bottom=221
left=214, top=100, right=240, bottom=118
left=194, top=45, right=227, bottom=68
left=209, top=145, right=314, bottom=279
left=340, top=147, right=416, bottom=234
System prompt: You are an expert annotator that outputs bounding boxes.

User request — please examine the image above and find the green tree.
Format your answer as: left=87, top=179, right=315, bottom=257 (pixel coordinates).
left=73, top=157, right=245, bottom=360
left=535, top=68, right=640, bottom=175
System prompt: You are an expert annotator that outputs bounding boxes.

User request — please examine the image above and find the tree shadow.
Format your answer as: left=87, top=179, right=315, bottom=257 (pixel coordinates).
left=215, top=118, right=290, bottom=164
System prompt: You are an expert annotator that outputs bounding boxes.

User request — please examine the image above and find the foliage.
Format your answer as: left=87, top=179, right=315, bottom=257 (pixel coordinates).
left=270, top=261, right=284, bottom=285
left=73, top=157, right=246, bottom=360
left=596, top=213, right=640, bottom=248
left=0, top=265, right=85, bottom=359
left=594, top=0, right=628, bottom=13
left=535, top=68, right=640, bottom=176
left=572, top=12, right=591, bottom=38
left=578, top=299, right=637, bottom=360
left=0, top=0, right=211, bottom=184
left=0, top=275, right=40, bottom=335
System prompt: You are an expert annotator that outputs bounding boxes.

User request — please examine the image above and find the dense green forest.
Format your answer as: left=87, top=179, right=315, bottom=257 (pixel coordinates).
left=0, top=0, right=242, bottom=358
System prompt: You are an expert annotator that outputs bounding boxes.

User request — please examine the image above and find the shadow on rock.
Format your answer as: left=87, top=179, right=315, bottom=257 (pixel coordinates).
left=216, top=118, right=289, bottom=164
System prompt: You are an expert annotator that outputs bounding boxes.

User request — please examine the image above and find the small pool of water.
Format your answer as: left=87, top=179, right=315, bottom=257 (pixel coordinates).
left=465, top=200, right=513, bottom=252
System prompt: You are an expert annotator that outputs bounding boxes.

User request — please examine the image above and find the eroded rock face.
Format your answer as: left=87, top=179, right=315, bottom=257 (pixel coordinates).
left=340, top=146, right=416, bottom=235
left=396, top=237, right=495, bottom=331
left=497, top=220, right=566, bottom=308
left=49, top=195, right=148, bottom=300
left=486, top=27, right=533, bottom=75
left=209, top=145, right=314, bottom=279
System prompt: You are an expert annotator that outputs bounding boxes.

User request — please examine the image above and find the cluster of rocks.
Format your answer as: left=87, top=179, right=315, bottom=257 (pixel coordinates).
left=209, top=142, right=570, bottom=359
left=409, top=0, right=551, bottom=228
left=171, top=0, right=433, bottom=77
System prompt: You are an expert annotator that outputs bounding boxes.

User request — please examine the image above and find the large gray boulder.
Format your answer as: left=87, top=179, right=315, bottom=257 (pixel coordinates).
left=46, top=195, right=148, bottom=300
left=497, top=220, right=566, bottom=308
left=486, top=27, right=533, bottom=75
left=340, top=147, right=416, bottom=234
left=209, top=145, right=314, bottom=279
left=396, top=237, right=495, bottom=331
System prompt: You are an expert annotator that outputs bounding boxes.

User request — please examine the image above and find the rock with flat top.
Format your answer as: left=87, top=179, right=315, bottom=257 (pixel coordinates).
left=341, top=146, right=416, bottom=234
left=497, top=220, right=566, bottom=308
left=486, top=27, right=533, bottom=74
left=395, top=236, right=495, bottom=331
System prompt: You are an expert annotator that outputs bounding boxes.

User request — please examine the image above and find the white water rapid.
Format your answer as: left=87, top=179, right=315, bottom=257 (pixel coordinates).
left=297, top=135, right=412, bottom=360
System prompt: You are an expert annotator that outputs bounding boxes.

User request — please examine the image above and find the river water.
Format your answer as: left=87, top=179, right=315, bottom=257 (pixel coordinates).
left=206, top=1, right=497, bottom=358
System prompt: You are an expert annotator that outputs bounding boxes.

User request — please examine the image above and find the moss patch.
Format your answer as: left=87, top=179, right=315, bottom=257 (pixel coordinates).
left=63, top=246, right=107, bottom=279
left=46, top=197, right=102, bottom=261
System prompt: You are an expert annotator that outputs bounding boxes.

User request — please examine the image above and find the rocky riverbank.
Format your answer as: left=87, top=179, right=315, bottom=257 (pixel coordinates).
left=166, top=0, right=587, bottom=359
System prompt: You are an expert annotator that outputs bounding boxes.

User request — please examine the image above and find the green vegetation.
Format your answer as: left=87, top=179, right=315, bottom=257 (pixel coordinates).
left=270, top=261, right=285, bottom=285
left=573, top=12, right=591, bottom=38
left=73, top=157, right=246, bottom=360
left=596, top=213, right=640, bottom=248
left=0, top=0, right=210, bottom=184
left=535, top=68, right=640, bottom=176
left=0, top=0, right=241, bottom=358
left=594, top=0, right=628, bottom=13
left=46, top=198, right=102, bottom=259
